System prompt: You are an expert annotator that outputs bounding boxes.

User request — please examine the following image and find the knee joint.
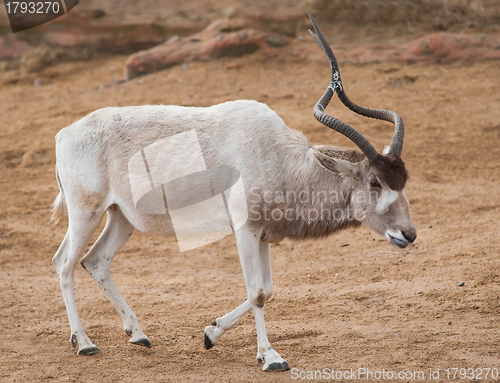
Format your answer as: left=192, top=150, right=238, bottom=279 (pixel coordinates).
left=80, top=256, right=109, bottom=280
left=249, top=287, right=272, bottom=308
left=80, top=257, right=95, bottom=274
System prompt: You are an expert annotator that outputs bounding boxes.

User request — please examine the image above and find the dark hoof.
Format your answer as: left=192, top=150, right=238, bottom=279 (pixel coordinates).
left=204, top=333, right=214, bottom=350
left=257, top=357, right=263, bottom=364
left=265, top=361, right=290, bottom=372
left=130, top=338, right=152, bottom=348
left=77, top=346, right=100, bottom=356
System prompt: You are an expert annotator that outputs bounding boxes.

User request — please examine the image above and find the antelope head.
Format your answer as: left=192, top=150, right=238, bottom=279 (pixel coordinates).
left=308, top=11, right=417, bottom=248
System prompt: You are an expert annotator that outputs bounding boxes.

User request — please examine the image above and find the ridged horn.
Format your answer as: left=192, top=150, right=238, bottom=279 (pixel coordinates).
left=308, top=10, right=404, bottom=158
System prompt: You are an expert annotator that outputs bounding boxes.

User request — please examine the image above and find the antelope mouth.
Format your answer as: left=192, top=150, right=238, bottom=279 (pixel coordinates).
left=386, top=232, right=409, bottom=249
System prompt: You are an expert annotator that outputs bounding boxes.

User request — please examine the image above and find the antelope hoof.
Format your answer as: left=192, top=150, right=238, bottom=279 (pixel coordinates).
left=204, top=332, right=215, bottom=350
left=77, top=345, right=100, bottom=356
left=204, top=324, right=222, bottom=350
left=264, top=360, right=290, bottom=372
left=129, top=335, right=151, bottom=348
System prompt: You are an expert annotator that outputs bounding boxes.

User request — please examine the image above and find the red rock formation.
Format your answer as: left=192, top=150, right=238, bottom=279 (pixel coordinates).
left=124, top=19, right=283, bottom=80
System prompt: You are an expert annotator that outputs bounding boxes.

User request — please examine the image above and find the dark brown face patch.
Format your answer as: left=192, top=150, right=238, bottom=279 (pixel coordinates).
left=370, top=153, right=408, bottom=190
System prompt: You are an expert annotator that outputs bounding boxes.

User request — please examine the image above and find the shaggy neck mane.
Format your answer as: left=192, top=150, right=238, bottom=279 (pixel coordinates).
left=254, top=144, right=365, bottom=242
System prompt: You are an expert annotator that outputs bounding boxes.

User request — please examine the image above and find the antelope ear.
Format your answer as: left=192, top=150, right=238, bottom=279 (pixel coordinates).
left=313, top=149, right=361, bottom=180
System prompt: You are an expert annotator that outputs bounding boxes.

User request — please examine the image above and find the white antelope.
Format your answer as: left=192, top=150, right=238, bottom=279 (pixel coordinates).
left=51, top=13, right=416, bottom=371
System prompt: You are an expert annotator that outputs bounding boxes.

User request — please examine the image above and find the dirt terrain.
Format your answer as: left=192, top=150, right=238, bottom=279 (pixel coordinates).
left=1, top=1, right=500, bottom=382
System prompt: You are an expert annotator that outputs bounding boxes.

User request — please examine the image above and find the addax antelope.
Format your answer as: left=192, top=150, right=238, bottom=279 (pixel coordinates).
left=51, top=12, right=416, bottom=371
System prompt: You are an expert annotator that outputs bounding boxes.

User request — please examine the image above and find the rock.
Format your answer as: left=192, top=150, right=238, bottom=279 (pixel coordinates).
left=305, top=0, right=497, bottom=29
left=266, top=35, right=289, bottom=48
left=10, top=10, right=208, bottom=56
left=124, top=20, right=271, bottom=80
left=20, top=149, right=53, bottom=168
left=0, top=35, right=35, bottom=60
left=227, top=62, right=240, bottom=70
left=168, top=36, right=181, bottom=43
left=404, top=33, right=500, bottom=64
left=295, top=32, right=500, bottom=65
left=223, top=7, right=238, bottom=19
left=248, top=12, right=303, bottom=37
left=202, top=18, right=249, bottom=34
left=92, top=9, right=106, bottom=20
left=19, top=46, right=91, bottom=73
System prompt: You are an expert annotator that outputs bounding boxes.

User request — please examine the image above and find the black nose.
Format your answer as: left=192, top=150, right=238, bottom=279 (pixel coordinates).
left=402, top=230, right=417, bottom=243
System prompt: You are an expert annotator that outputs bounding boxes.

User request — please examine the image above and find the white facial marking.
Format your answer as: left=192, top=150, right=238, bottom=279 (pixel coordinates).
left=402, top=189, right=409, bottom=204
left=376, top=188, right=399, bottom=214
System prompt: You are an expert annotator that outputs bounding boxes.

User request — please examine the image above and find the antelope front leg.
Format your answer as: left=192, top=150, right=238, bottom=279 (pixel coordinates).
left=236, top=227, right=289, bottom=372
left=204, top=300, right=252, bottom=349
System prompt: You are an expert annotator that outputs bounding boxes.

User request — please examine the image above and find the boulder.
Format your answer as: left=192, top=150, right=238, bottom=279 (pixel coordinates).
left=403, top=33, right=500, bottom=63
left=124, top=19, right=283, bottom=80
left=294, top=33, right=500, bottom=65
left=0, top=35, right=35, bottom=60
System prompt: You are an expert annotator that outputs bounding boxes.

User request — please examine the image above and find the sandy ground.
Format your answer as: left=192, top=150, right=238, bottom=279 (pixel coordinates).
left=1, top=5, right=500, bottom=382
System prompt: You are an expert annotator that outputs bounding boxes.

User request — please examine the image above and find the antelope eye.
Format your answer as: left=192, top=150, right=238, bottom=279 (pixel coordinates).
left=369, top=179, right=381, bottom=188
